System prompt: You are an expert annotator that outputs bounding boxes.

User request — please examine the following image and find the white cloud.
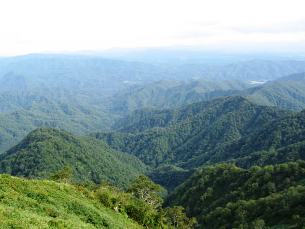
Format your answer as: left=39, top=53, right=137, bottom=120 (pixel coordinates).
left=0, top=0, right=305, bottom=55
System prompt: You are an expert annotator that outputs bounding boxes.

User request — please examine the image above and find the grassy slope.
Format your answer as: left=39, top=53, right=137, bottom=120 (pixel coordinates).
left=0, top=174, right=142, bottom=229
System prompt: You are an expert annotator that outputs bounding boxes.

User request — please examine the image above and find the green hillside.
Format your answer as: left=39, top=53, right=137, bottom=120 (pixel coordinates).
left=1, top=55, right=305, bottom=228
left=0, top=54, right=178, bottom=153
left=166, top=161, right=305, bottom=228
left=0, top=174, right=142, bottom=229
left=96, top=97, right=290, bottom=168
left=221, top=109, right=305, bottom=168
left=110, top=72, right=305, bottom=117
left=109, top=79, right=251, bottom=114
left=0, top=128, right=147, bottom=188
left=0, top=99, right=114, bottom=153
left=246, top=72, right=305, bottom=110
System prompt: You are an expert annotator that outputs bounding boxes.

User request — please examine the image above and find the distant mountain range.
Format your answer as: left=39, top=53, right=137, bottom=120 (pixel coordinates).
left=110, top=72, right=305, bottom=113
left=0, top=54, right=305, bottom=154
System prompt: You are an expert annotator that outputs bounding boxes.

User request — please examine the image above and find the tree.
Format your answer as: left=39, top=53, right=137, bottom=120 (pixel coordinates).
left=50, top=165, right=73, bottom=183
left=165, top=206, right=197, bottom=229
left=251, top=219, right=265, bottom=229
left=128, top=175, right=163, bottom=209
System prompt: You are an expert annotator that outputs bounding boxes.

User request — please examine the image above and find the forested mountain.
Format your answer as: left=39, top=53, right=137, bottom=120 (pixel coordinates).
left=110, top=72, right=305, bottom=114
left=3, top=71, right=304, bottom=154
left=166, top=161, right=305, bottom=228
left=0, top=54, right=171, bottom=94
left=2, top=54, right=305, bottom=228
left=95, top=96, right=290, bottom=168
left=103, top=49, right=305, bottom=80
left=0, top=54, right=172, bottom=153
left=0, top=128, right=147, bottom=188
left=97, top=95, right=305, bottom=191
left=222, top=109, right=305, bottom=167
left=201, top=59, right=305, bottom=81
left=0, top=93, right=114, bottom=152
left=109, top=80, right=252, bottom=114
left=246, top=72, right=305, bottom=110
left=1, top=55, right=305, bottom=154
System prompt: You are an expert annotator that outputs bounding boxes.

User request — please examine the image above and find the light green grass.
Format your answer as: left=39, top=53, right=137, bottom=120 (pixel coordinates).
left=0, top=174, right=142, bottom=229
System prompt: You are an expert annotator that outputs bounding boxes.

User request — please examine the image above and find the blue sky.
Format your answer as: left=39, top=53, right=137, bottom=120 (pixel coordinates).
left=0, top=0, right=305, bottom=56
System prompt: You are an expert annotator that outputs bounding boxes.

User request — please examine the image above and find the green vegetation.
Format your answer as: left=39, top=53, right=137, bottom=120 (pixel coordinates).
left=95, top=176, right=195, bottom=228
left=149, top=165, right=194, bottom=192
left=246, top=72, right=305, bottom=110
left=109, top=79, right=251, bottom=114
left=220, top=109, right=305, bottom=168
left=0, top=54, right=178, bottom=153
left=109, top=72, right=305, bottom=118
left=0, top=128, right=147, bottom=188
left=1, top=55, right=305, bottom=228
left=166, top=161, right=305, bottom=228
left=0, top=173, right=195, bottom=229
left=0, top=174, right=142, bottom=229
left=1, top=57, right=305, bottom=153
left=95, top=97, right=290, bottom=169
left=110, top=72, right=305, bottom=116
left=98, top=96, right=305, bottom=191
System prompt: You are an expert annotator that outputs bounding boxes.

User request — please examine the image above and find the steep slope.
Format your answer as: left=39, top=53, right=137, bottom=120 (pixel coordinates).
left=166, top=161, right=305, bottom=228
left=220, top=109, right=305, bottom=167
left=0, top=174, right=142, bottom=229
left=0, top=128, right=147, bottom=188
left=247, top=72, right=305, bottom=110
left=113, top=96, right=231, bottom=133
left=95, top=97, right=290, bottom=168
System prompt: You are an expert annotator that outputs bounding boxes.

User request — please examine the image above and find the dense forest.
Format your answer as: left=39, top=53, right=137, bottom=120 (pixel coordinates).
left=94, top=96, right=291, bottom=169
left=0, top=173, right=195, bottom=228
left=1, top=56, right=305, bottom=154
left=0, top=128, right=147, bottom=188
left=166, top=161, right=305, bottom=228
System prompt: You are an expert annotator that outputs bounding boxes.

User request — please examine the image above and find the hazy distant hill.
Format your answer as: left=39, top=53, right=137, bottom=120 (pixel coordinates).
left=246, top=72, right=305, bottom=110
left=110, top=72, right=305, bottom=114
left=109, top=79, right=252, bottom=114
left=1, top=54, right=305, bottom=154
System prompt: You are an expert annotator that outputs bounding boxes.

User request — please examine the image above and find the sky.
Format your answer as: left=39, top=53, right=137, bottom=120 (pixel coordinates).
left=0, top=0, right=305, bottom=56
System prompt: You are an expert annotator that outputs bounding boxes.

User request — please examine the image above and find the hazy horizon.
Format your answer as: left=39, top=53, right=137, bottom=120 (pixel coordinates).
left=1, top=0, right=305, bottom=56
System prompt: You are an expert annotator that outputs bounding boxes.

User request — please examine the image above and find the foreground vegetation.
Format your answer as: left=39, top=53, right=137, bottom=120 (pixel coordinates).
left=166, top=161, right=305, bottom=228
left=0, top=173, right=195, bottom=229
left=0, top=174, right=142, bottom=228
